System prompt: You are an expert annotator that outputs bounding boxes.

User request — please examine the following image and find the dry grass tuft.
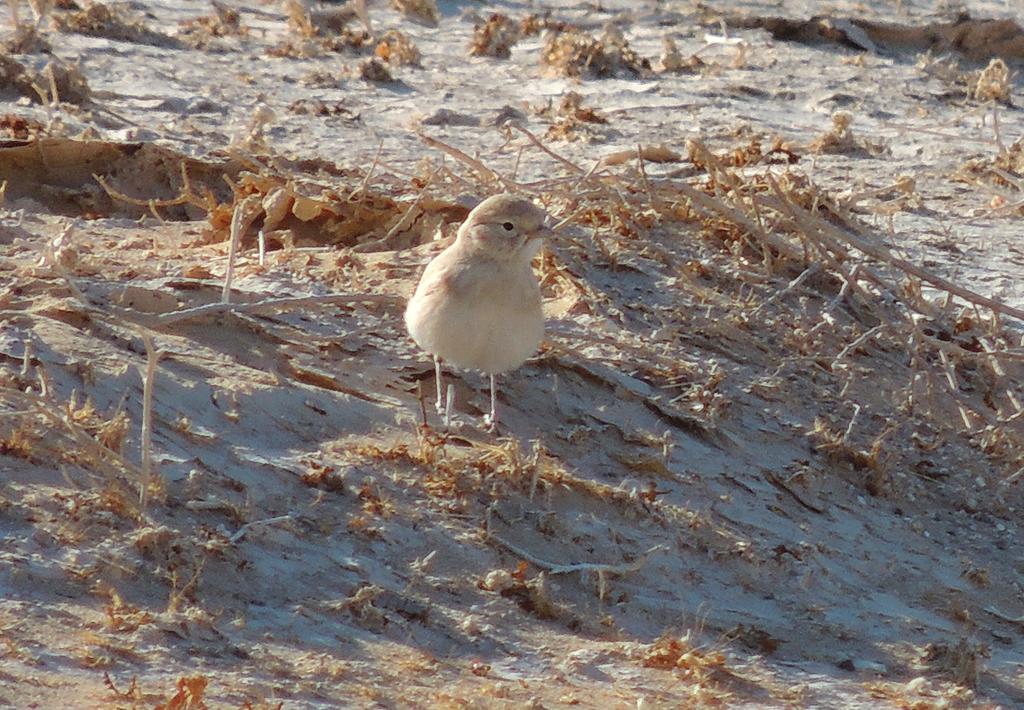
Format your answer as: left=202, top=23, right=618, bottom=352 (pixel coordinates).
left=0, top=112, right=47, bottom=139
left=868, top=677, right=976, bottom=709
left=278, top=0, right=370, bottom=55
left=98, top=584, right=155, bottom=634
left=519, top=13, right=573, bottom=38
left=809, top=111, right=884, bottom=156
left=53, top=2, right=177, bottom=47
left=541, top=27, right=650, bottom=79
left=918, top=52, right=1013, bottom=106
left=0, top=55, right=38, bottom=102
left=540, top=91, right=609, bottom=143
left=0, top=387, right=145, bottom=507
left=0, top=422, right=36, bottom=460
left=0, top=55, right=89, bottom=105
left=492, top=572, right=582, bottom=627
left=375, top=29, right=421, bottom=67
left=920, top=638, right=988, bottom=688
left=154, top=676, right=209, bottom=710
left=359, top=57, right=395, bottom=83
left=178, top=2, right=246, bottom=48
left=191, top=168, right=455, bottom=253
left=2, top=23, right=51, bottom=53
left=469, top=13, right=520, bottom=59
left=60, top=394, right=130, bottom=454
left=391, top=0, right=439, bottom=27
left=660, top=36, right=703, bottom=73
left=970, top=58, right=1011, bottom=103
left=639, top=633, right=733, bottom=704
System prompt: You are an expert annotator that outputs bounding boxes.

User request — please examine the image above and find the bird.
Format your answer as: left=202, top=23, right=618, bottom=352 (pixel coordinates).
left=405, top=194, right=550, bottom=429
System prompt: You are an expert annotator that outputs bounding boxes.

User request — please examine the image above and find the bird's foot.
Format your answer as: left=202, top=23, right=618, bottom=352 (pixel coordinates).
left=482, top=413, right=498, bottom=433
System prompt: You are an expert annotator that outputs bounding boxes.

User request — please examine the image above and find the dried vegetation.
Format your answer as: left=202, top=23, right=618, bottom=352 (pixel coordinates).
left=52, top=2, right=180, bottom=48
left=541, top=25, right=651, bottom=79
left=177, top=1, right=247, bottom=49
left=469, top=13, right=520, bottom=60
left=4, top=1, right=1024, bottom=706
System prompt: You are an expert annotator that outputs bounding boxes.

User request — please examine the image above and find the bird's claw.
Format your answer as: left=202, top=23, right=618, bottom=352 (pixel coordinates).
left=483, top=414, right=498, bottom=433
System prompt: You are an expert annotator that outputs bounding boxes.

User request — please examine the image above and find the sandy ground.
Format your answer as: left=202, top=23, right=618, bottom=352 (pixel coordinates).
left=3, top=0, right=1024, bottom=708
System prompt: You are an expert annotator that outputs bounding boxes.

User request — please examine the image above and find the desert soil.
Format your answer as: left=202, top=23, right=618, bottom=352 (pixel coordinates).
left=3, top=0, right=1024, bottom=708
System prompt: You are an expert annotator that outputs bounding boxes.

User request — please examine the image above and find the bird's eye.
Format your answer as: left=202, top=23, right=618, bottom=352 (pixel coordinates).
left=502, top=222, right=515, bottom=231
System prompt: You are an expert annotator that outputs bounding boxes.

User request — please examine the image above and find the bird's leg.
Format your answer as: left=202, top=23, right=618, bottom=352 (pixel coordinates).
left=433, top=356, right=445, bottom=415
left=444, top=382, right=455, bottom=430
left=483, top=374, right=498, bottom=431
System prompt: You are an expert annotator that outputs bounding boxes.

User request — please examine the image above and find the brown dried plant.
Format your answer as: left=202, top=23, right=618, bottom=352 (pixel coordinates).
left=640, top=632, right=734, bottom=705
left=541, top=27, right=650, bottom=79
left=375, top=29, right=421, bottom=67
left=970, top=57, right=1011, bottom=103
left=178, top=2, right=246, bottom=48
left=391, top=0, right=439, bottom=27
left=660, top=36, right=703, bottom=73
left=53, top=2, right=176, bottom=47
left=541, top=91, right=609, bottom=143
left=154, top=676, right=209, bottom=710
left=469, top=13, right=520, bottom=59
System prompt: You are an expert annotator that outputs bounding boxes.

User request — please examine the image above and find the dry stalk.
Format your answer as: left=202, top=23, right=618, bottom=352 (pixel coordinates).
left=635, top=143, right=661, bottom=211
left=669, top=180, right=803, bottom=263
left=153, top=293, right=402, bottom=327
left=485, top=506, right=666, bottom=600
left=348, top=141, right=385, bottom=202
left=512, top=124, right=585, bottom=176
left=832, top=325, right=885, bottom=367
left=0, top=388, right=143, bottom=500
left=221, top=195, right=261, bottom=304
left=139, top=331, right=164, bottom=508
left=353, top=164, right=441, bottom=253
left=229, top=513, right=294, bottom=544
left=94, top=173, right=209, bottom=214
left=417, top=132, right=511, bottom=188
left=749, top=263, right=821, bottom=317
left=772, top=178, right=1024, bottom=322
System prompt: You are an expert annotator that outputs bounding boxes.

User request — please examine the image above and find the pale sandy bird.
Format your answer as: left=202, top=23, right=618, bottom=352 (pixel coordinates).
left=406, top=194, right=550, bottom=429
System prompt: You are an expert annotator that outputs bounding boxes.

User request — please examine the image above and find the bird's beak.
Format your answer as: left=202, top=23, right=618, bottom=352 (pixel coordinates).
left=536, top=225, right=556, bottom=241
left=521, top=225, right=550, bottom=259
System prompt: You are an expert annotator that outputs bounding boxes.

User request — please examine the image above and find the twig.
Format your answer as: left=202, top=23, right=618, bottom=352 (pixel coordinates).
left=229, top=513, right=294, bottom=544
left=671, top=180, right=804, bottom=263
left=20, top=339, right=33, bottom=378
left=488, top=528, right=666, bottom=577
left=139, top=331, right=164, bottom=508
left=222, top=196, right=261, bottom=304
left=992, top=104, right=1007, bottom=156
left=842, top=403, right=861, bottom=444
left=94, top=174, right=204, bottom=211
left=770, top=177, right=1024, bottom=322
left=765, top=471, right=825, bottom=514
left=750, top=263, right=821, bottom=317
left=512, top=124, right=585, bottom=175
left=984, top=606, right=1024, bottom=625
left=417, top=132, right=510, bottom=188
left=154, top=293, right=402, bottom=326
left=348, top=140, right=384, bottom=202
left=600, top=145, right=682, bottom=168
left=511, top=145, right=525, bottom=183
left=353, top=164, right=441, bottom=252
left=572, top=159, right=607, bottom=193
left=832, top=324, right=884, bottom=366
left=635, top=143, right=660, bottom=211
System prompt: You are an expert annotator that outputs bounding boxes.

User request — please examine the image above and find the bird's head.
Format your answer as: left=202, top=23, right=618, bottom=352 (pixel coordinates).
left=456, top=194, right=551, bottom=262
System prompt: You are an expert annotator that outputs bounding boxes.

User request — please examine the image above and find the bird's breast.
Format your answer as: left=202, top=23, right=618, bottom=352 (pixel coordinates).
left=406, top=256, right=543, bottom=374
